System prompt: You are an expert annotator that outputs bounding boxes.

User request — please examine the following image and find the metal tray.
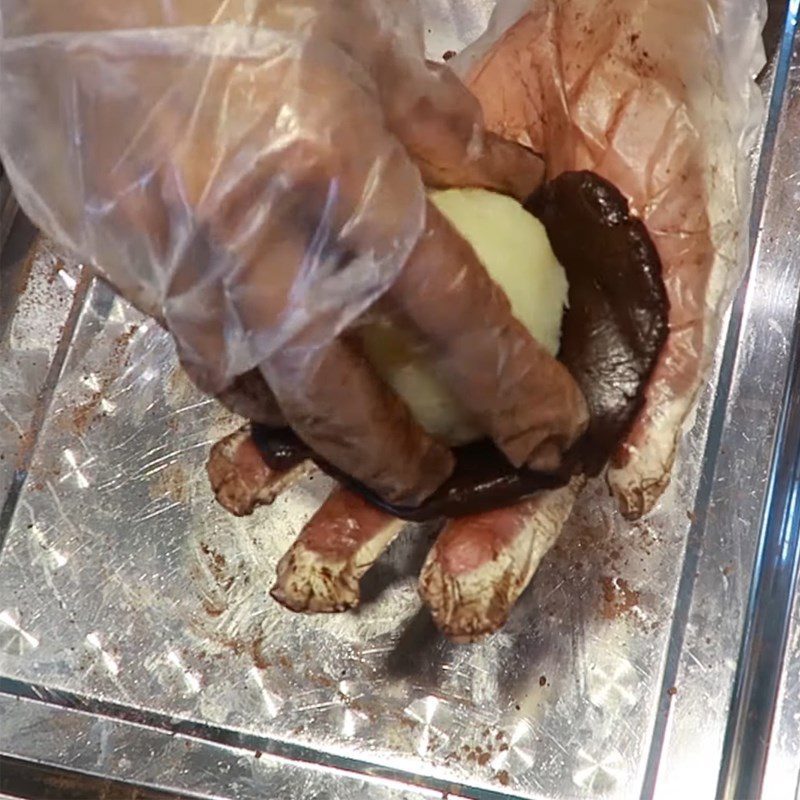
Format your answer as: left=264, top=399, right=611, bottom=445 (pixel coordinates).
left=1, top=4, right=799, bottom=798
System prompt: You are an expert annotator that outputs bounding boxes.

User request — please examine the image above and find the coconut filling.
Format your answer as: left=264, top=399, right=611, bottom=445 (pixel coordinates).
left=360, top=188, right=569, bottom=445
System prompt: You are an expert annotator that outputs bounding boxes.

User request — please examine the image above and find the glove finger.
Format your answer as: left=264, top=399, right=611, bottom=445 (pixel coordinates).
left=388, top=199, right=589, bottom=471
left=263, top=335, right=455, bottom=506
left=382, top=60, right=545, bottom=200
left=213, top=370, right=286, bottom=427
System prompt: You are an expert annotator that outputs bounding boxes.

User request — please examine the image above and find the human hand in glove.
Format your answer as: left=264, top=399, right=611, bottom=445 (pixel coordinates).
left=0, top=0, right=588, bottom=504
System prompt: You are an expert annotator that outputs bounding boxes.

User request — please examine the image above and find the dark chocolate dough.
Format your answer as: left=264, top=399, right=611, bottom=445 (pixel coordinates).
left=250, top=426, right=308, bottom=471
left=252, top=171, right=669, bottom=520
left=251, top=425, right=568, bottom=520
left=527, top=171, right=669, bottom=475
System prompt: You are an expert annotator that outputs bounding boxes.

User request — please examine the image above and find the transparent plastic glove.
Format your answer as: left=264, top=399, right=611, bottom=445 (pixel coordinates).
left=0, top=0, right=588, bottom=504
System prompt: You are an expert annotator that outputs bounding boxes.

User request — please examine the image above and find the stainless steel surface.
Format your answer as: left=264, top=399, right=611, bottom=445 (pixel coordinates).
left=717, top=6, right=800, bottom=797
left=0, top=695, right=457, bottom=800
left=655, top=3, right=800, bottom=797
left=1, top=5, right=799, bottom=800
left=747, top=9, right=800, bottom=798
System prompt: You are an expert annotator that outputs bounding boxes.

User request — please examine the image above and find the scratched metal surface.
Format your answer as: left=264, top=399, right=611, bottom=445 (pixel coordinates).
left=0, top=695, right=460, bottom=800
left=743, top=13, right=800, bottom=800
left=0, top=4, right=797, bottom=800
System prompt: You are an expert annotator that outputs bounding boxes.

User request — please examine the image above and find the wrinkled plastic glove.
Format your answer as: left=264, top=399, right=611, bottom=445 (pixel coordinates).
left=464, top=0, right=764, bottom=518
left=0, top=0, right=589, bottom=504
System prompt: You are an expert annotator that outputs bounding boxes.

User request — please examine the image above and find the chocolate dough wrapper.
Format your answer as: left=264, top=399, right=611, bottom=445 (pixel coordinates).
left=528, top=171, right=669, bottom=477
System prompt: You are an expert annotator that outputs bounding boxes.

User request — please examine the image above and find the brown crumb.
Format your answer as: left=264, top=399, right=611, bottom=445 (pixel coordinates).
left=477, top=752, right=491, bottom=767
left=250, top=638, right=272, bottom=671
left=217, top=637, right=246, bottom=657
left=442, top=50, right=457, bottom=61
left=497, top=770, right=510, bottom=787
left=667, top=686, right=678, bottom=697
left=149, top=463, right=189, bottom=504
left=200, top=542, right=225, bottom=569
left=71, top=394, right=101, bottom=435
left=254, top=750, right=262, bottom=759
left=687, top=510, right=697, bottom=523
left=199, top=542, right=233, bottom=592
left=600, top=576, right=640, bottom=620
left=304, top=670, right=334, bottom=688
left=722, top=564, right=735, bottom=577
left=111, top=323, right=140, bottom=364
left=15, top=428, right=36, bottom=470
left=201, top=602, right=224, bottom=618
left=539, top=675, right=547, bottom=687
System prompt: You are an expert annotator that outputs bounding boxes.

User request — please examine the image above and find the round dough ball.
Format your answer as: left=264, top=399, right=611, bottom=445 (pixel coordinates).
left=361, top=188, right=569, bottom=445
left=430, top=188, right=568, bottom=356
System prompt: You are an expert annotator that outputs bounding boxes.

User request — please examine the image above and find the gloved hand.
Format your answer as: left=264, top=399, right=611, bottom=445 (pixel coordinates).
left=0, top=0, right=588, bottom=504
